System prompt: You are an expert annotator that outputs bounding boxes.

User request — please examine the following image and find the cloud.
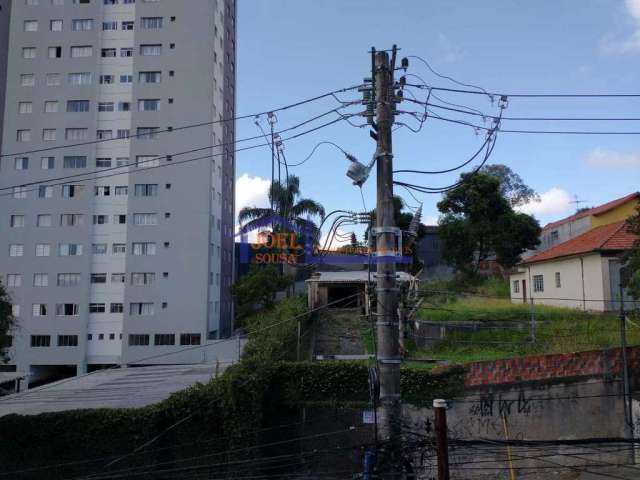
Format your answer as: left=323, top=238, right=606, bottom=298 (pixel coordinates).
left=437, top=33, right=464, bottom=63
left=585, top=148, right=640, bottom=169
left=235, top=173, right=270, bottom=225
left=424, top=215, right=439, bottom=226
left=600, top=0, right=640, bottom=54
left=516, top=188, right=572, bottom=217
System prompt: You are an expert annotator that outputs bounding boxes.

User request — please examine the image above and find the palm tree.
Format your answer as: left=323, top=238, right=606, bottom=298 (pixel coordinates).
left=238, top=175, right=325, bottom=240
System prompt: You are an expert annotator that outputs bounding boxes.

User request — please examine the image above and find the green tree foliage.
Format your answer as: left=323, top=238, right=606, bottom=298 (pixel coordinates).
left=238, top=175, right=325, bottom=241
left=0, top=282, right=14, bottom=363
left=481, top=164, right=539, bottom=207
left=437, top=172, right=541, bottom=276
left=623, top=206, right=640, bottom=300
left=232, top=265, right=292, bottom=321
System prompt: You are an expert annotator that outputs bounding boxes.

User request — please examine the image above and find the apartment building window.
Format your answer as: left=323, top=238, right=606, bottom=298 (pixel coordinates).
left=48, top=46, right=62, bottom=58
left=10, top=215, right=25, bottom=228
left=31, top=336, right=51, bottom=348
left=67, top=100, right=90, bottom=112
left=51, top=20, right=63, bottom=31
left=100, top=75, right=115, bottom=84
left=72, top=19, right=94, bottom=31
left=140, top=44, right=161, bottom=56
left=117, top=129, right=130, bottom=139
left=93, top=215, right=108, bottom=225
left=132, top=242, right=156, bottom=256
left=533, top=275, right=544, bottom=293
left=62, top=185, right=83, bottom=197
left=128, top=334, right=149, bottom=346
left=110, top=303, right=124, bottom=313
left=43, top=129, right=57, bottom=141
left=136, top=127, right=159, bottom=140
left=104, top=0, right=117, bottom=5
left=89, top=303, right=106, bottom=312
left=134, top=184, right=158, bottom=197
left=116, top=158, right=130, bottom=167
left=135, top=156, right=160, bottom=168
left=65, top=129, right=89, bottom=140
left=138, top=99, right=160, bottom=112
left=120, top=48, right=133, bottom=57
left=35, top=244, right=50, bottom=257
left=92, top=243, right=107, bottom=254
left=24, top=20, right=38, bottom=31
left=12, top=305, right=20, bottom=317
left=119, top=75, right=132, bottom=83
left=154, top=334, right=175, bottom=346
left=34, top=273, right=48, bottom=287
left=44, top=101, right=59, bottom=113
left=114, top=186, right=128, bottom=196
left=101, top=48, right=117, bottom=58
left=114, top=214, right=126, bottom=224
left=13, top=186, right=27, bottom=198
left=23, top=48, right=37, bottom=59
left=18, top=102, right=33, bottom=114
left=122, top=21, right=134, bottom=30
left=97, top=130, right=113, bottom=140
left=102, top=21, right=117, bottom=30
left=133, top=213, right=158, bottom=225
left=70, top=46, right=93, bottom=58
left=59, top=244, right=83, bottom=256
left=98, top=102, right=114, bottom=112
left=131, top=273, right=155, bottom=285
left=130, top=303, right=154, bottom=316
left=6, top=274, right=22, bottom=287
left=9, top=244, right=24, bottom=257
left=73, top=0, right=92, bottom=4
left=58, top=273, right=80, bottom=286
left=60, top=214, right=83, bottom=226
left=46, top=73, right=61, bottom=86
left=21, top=74, right=35, bottom=87
left=95, top=186, right=110, bottom=196
left=141, top=17, right=162, bottom=29
left=139, top=71, right=161, bottom=84
left=17, top=130, right=31, bottom=142
left=96, top=158, right=112, bottom=168
left=14, top=157, right=29, bottom=170
left=112, top=243, right=126, bottom=254
left=58, top=335, right=78, bottom=347
left=555, top=272, right=561, bottom=288
left=33, top=304, right=47, bottom=316
left=68, top=72, right=92, bottom=85
left=180, top=334, right=201, bottom=346
left=111, top=273, right=125, bottom=283
left=64, top=156, right=87, bottom=168
left=38, top=185, right=53, bottom=198
left=37, top=214, right=52, bottom=227
left=41, top=157, right=55, bottom=170
left=56, top=304, right=79, bottom=316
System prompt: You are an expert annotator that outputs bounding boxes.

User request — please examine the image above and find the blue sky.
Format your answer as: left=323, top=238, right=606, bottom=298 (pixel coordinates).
left=235, top=0, right=640, bottom=241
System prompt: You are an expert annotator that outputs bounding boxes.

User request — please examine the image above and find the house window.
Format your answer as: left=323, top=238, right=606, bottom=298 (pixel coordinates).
left=555, top=272, right=561, bottom=288
left=31, top=336, right=51, bottom=348
left=128, top=334, right=150, bottom=346
left=180, top=333, right=201, bottom=346
left=549, top=230, right=559, bottom=245
left=55, top=304, right=79, bottom=316
left=130, top=303, right=154, bottom=316
left=58, top=335, right=78, bottom=347
left=533, top=275, right=544, bottom=293
left=154, top=334, right=175, bottom=346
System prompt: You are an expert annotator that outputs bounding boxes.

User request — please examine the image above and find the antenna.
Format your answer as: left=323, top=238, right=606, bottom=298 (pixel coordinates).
left=569, top=194, right=588, bottom=212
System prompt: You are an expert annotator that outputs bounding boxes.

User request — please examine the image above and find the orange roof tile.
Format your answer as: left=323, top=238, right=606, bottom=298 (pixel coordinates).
left=522, top=220, right=638, bottom=264
left=543, top=192, right=639, bottom=231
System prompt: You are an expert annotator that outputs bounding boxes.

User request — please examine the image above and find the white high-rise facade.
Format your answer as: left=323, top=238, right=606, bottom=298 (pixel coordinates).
left=0, top=0, right=236, bottom=383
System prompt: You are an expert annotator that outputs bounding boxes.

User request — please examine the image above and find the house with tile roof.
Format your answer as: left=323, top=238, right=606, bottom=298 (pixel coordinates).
left=510, top=220, right=639, bottom=311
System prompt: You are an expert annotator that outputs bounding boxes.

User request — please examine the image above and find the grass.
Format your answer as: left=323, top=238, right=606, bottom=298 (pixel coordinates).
left=415, top=296, right=640, bottom=363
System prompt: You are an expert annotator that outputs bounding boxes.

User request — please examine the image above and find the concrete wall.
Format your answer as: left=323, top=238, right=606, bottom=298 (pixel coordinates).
left=510, top=253, right=607, bottom=311
left=0, top=0, right=10, bottom=155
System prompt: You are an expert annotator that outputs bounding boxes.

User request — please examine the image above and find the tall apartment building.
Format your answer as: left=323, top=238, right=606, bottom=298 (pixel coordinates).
left=0, top=0, right=236, bottom=383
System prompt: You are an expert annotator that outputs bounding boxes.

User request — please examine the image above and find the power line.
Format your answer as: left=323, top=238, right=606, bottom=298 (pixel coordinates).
left=408, top=82, right=640, bottom=98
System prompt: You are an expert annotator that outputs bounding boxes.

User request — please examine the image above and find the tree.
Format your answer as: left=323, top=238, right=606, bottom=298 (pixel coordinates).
left=0, top=282, right=14, bottom=363
left=481, top=164, right=539, bottom=208
left=231, top=265, right=292, bottom=321
left=238, top=175, right=325, bottom=240
left=623, top=206, right=640, bottom=300
left=350, top=232, right=358, bottom=248
left=437, top=172, right=541, bottom=276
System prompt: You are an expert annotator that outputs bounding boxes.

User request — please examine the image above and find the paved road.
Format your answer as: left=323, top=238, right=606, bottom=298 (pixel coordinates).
left=0, top=364, right=224, bottom=417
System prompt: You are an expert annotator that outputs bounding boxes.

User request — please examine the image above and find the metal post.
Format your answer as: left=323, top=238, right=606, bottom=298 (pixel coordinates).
left=619, top=283, right=635, bottom=462
left=374, top=49, right=401, bottom=478
left=433, top=399, right=450, bottom=480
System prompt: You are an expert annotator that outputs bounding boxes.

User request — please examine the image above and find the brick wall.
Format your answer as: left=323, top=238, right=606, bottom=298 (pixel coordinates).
left=434, top=346, right=640, bottom=387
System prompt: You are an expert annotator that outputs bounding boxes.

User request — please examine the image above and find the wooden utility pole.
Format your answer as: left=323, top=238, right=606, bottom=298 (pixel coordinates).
left=373, top=48, right=401, bottom=478
left=433, top=399, right=450, bottom=480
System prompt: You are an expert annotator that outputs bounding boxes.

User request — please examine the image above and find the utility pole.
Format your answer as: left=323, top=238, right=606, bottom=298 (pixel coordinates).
left=373, top=47, right=401, bottom=478
left=619, top=282, right=635, bottom=462
left=433, top=399, right=450, bottom=480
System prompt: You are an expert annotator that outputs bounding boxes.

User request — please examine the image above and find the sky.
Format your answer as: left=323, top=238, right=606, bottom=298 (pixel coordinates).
left=234, top=0, right=640, bottom=244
